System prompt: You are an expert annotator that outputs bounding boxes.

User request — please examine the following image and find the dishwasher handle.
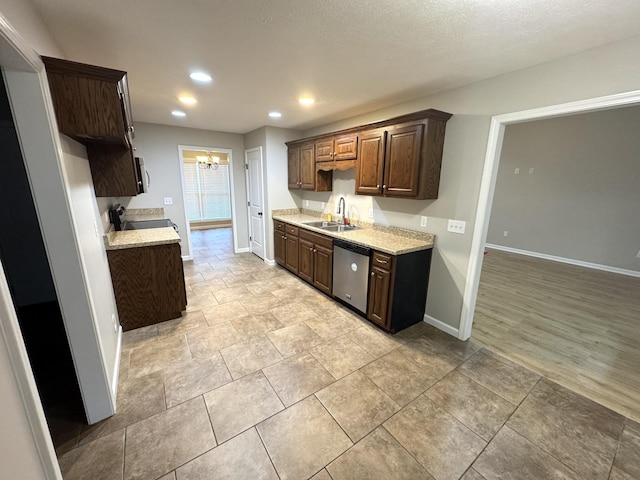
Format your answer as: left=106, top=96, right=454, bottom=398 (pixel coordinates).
left=333, top=238, right=371, bottom=257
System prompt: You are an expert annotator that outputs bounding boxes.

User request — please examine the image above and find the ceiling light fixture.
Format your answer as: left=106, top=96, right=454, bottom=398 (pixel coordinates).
left=268, top=111, right=282, bottom=118
left=179, top=96, right=197, bottom=105
left=195, top=153, right=220, bottom=170
left=171, top=110, right=187, bottom=117
left=189, top=72, right=212, bottom=83
left=298, top=97, right=315, bottom=105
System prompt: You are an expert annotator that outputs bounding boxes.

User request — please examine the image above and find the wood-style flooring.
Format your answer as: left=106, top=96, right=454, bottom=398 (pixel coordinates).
left=473, top=248, right=640, bottom=422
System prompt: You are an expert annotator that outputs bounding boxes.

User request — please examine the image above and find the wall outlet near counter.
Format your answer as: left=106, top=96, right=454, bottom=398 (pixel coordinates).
left=368, top=208, right=374, bottom=218
left=447, top=219, right=466, bottom=234
left=304, top=200, right=309, bottom=207
left=164, top=197, right=173, bottom=205
left=503, top=230, right=509, bottom=237
left=420, top=216, right=428, bottom=227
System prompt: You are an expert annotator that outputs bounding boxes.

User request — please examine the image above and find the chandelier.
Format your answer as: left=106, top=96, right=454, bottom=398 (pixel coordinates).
left=195, top=153, right=220, bottom=170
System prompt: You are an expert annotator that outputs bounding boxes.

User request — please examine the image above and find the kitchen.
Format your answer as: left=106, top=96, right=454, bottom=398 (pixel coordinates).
left=1, top=1, right=640, bottom=479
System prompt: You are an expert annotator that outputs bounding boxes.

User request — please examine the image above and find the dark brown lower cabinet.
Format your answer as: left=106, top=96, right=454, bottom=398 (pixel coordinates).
left=107, top=242, right=187, bottom=331
left=367, top=248, right=432, bottom=333
left=299, top=229, right=333, bottom=295
left=274, top=221, right=286, bottom=266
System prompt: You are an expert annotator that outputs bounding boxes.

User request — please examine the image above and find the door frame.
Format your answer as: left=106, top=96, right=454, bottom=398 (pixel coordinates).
left=244, top=146, right=267, bottom=260
left=177, top=145, right=238, bottom=256
left=458, top=89, right=640, bottom=340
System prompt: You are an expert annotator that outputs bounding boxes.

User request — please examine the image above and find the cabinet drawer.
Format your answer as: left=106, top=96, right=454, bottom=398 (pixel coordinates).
left=274, top=220, right=286, bottom=233
left=299, top=228, right=333, bottom=249
left=372, top=251, right=393, bottom=269
left=286, top=225, right=299, bottom=236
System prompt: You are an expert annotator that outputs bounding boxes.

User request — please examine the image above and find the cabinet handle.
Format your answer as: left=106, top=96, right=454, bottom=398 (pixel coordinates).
left=376, top=258, right=388, bottom=264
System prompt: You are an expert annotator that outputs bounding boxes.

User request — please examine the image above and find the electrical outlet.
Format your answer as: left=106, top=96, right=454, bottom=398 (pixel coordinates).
left=368, top=208, right=374, bottom=218
left=321, top=202, right=325, bottom=210
left=503, top=230, right=509, bottom=237
left=514, top=168, right=520, bottom=174
left=304, top=200, right=309, bottom=207
left=447, top=219, right=466, bottom=234
left=420, top=216, right=428, bottom=227
left=163, top=197, right=173, bottom=205
left=529, top=167, right=535, bottom=174
left=112, top=314, right=118, bottom=333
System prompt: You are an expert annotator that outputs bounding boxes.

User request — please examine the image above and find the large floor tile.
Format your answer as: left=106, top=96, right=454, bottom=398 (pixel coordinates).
left=58, top=429, right=125, bottom=480
left=310, top=334, right=374, bottom=379
left=186, top=322, right=245, bottom=360
left=204, top=371, right=284, bottom=443
left=231, top=312, right=284, bottom=336
left=79, top=371, right=166, bottom=445
left=128, top=334, right=191, bottom=378
left=124, top=397, right=216, bottom=480
left=267, top=322, right=324, bottom=357
left=327, top=427, right=434, bottom=480
left=425, top=370, right=516, bottom=441
left=201, top=300, right=249, bottom=326
left=384, top=394, right=486, bottom=480
left=362, top=348, right=437, bottom=406
left=220, top=335, right=284, bottom=379
left=347, top=326, right=403, bottom=358
left=186, top=291, right=219, bottom=311
left=240, top=294, right=284, bottom=314
left=472, top=426, right=578, bottom=479
left=269, top=301, right=318, bottom=326
left=257, top=395, right=353, bottom=480
left=611, top=420, right=640, bottom=480
left=157, top=310, right=208, bottom=338
left=394, top=343, right=463, bottom=380
left=507, top=379, right=625, bottom=480
left=122, top=324, right=158, bottom=351
left=213, top=285, right=253, bottom=304
left=176, top=428, right=278, bottom=480
left=316, top=371, right=400, bottom=442
left=263, top=353, right=335, bottom=406
left=163, top=353, right=232, bottom=407
left=459, top=469, right=486, bottom=479
left=310, top=470, right=332, bottom=480
left=305, top=313, right=362, bottom=340
left=458, top=349, right=540, bottom=404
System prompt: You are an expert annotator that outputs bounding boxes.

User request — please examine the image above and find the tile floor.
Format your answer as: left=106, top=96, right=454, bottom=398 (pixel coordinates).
left=55, top=228, right=640, bottom=480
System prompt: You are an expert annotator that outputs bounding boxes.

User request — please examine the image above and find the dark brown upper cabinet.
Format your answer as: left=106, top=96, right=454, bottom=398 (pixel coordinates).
left=287, top=142, right=331, bottom=192
left=315, top=133, right=358, bottom=163
left=42, top=56, right=141, bottom=197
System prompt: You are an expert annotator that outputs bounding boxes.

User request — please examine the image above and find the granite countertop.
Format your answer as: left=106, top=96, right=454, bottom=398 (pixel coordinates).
left=272, top=211, right=434, bottom=255
left=104, top=208, right=180, bottom=250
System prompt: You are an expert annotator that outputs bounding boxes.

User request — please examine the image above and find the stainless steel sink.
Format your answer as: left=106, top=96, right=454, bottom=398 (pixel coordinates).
left=303, top=221, right=339, bottom=228
left=320, top=224, right=358, bottom=232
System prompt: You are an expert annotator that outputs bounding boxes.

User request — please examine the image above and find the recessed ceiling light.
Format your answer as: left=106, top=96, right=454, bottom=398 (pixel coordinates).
left=268, top=111, right=282, bottom=118
left=171, top=110, right=187, bottom=117
left=189, top=72, right=212, bottom=83
left=179, top=96, right=197, bottom=105
left=298, top=97, right=315, bottom=105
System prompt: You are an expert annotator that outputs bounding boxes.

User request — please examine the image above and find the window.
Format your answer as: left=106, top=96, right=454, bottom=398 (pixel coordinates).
left=183, top=160, right=231, bottom=222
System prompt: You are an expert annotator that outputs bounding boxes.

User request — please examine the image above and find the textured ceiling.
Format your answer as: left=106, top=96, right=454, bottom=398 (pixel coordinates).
left=30, top=0, right=640, bottom=134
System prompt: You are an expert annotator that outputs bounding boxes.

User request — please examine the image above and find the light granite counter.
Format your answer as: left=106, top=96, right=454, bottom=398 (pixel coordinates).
left=272, top=211, right=434, bottom=255
left=104, top=227, right=181, bottom=250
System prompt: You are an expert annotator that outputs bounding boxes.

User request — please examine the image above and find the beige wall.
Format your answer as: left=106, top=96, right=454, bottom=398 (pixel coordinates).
left=0, top=0, right=62, bottom=57
left=124, top=122, right=247, bottom=257
left=487, top=106, right=640, bottom=272
left=300, top=35, right=640, bottom=331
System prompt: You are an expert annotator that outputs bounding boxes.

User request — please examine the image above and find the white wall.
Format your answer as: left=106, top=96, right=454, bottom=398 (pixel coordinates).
left=124, top=122, right=247, bottom=257
left=300, top=35, right=640, bottom=331
left=0, top=0, right=62, bottom=57
left=487, top=106, right=640, bottom=272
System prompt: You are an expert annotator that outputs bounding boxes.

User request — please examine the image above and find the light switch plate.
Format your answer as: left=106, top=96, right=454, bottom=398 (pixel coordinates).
left=447, top=219, right=466, bottom=234
left=164, top=197, right=173, bottom=205
left=368, top=208, right=374, bottom=218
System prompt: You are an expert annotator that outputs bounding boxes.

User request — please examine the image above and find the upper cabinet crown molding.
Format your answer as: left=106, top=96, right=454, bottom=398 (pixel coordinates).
left=286, top=109, right=452, bottom=199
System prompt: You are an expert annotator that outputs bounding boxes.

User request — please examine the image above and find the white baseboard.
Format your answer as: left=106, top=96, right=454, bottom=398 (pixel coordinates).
left=485, top=244, right=640, bottom=278
left=181, top=255, right=193, bottom=261
left=423, top=314, right=459, bottom=338
left=235, top=247, right=250, bottom=254
left=111, top=325, right=123, bottom=412
left=264, top=258, right=276, bottom=266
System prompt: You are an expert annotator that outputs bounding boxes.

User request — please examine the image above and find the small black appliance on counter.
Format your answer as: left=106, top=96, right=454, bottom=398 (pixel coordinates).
left=108, top=204, right=125, bottom=231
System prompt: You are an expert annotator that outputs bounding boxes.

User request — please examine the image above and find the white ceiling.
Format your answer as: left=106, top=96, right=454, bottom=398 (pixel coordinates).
left=30, top=0, right=640, bottom=134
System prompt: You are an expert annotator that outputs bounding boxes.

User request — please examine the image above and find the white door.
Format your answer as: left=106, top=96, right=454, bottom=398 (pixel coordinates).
left=245, top=147, right=265, bottom=259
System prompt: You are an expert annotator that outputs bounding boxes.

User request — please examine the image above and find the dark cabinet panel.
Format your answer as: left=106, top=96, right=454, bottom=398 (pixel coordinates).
left=299, top=143, right=315, bottom=190
left=285, top=235, right=299, bottom=274
left=384, top=124, right=424, bottom=197
left=368, top=265, right=392, bottom=328
left=274, top=221, right=286, bottom=266
left=287, top=146, right=300, bottom=189
left=298, top=238, right=314, bottom=283
left=313, top=244, right=333, bottom=295
left=356, top=129, right=386, bottom=195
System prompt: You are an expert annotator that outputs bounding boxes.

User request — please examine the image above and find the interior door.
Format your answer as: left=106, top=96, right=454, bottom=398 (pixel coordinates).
left=245, top=147, right=265, bottom=259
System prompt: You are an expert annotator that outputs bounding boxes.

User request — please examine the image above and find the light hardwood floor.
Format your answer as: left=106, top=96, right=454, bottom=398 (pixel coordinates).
left=472, top=248, right=640, bottom=422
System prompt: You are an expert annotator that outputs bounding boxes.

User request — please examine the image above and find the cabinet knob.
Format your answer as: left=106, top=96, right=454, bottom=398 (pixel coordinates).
left=371, top=272, right=375, bottom=276
left=383, top=184, right=386, bottom=190
left=283, top=236, right=287, bottom=240
left=313, top=249, right=317, bottom=253
left=376, top=184, right=380, bottom=188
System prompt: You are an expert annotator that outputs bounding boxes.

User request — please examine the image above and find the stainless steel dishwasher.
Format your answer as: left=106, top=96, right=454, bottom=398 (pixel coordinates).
left=332, top=239, right=371, bottom=314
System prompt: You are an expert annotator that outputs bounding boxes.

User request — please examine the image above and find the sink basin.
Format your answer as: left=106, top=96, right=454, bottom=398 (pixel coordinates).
left=303, top=221, right=339, bottom=228
left=321, top=224, right=359, bottom=232
left=122, top=219, right=175, bottom=230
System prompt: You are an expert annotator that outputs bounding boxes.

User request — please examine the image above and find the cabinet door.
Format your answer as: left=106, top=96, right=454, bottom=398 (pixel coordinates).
left=356, top=129, right=386, bottom=195
left=298, top=238, right=314, bottom=284
left=367, top=265, right=391, bottom=328
left=315, top=139, right=334, bottom=162
left=333, top=134, right=358, bottom=161
left=383, top=124, right=424, bottom=197
left=313, top=244, right=333, bottom=295
left=299, top=143, right=315, bottom=190
left=285, top=235, right=299, bottom=274
left=274, top=230, right=286, bottom=266
left=87, top=144, right=139, bottom=197
left=288, top=146, right=301, bottom=189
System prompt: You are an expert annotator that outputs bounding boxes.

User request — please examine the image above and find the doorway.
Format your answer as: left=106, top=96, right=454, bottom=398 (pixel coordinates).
left=178, top=146, right=238, bottom=258
left=245, top=146, right=266, bottom=260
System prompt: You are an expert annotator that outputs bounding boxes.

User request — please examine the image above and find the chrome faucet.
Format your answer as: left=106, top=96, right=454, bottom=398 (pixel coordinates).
left=337, top=196, right=346, bottom=224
